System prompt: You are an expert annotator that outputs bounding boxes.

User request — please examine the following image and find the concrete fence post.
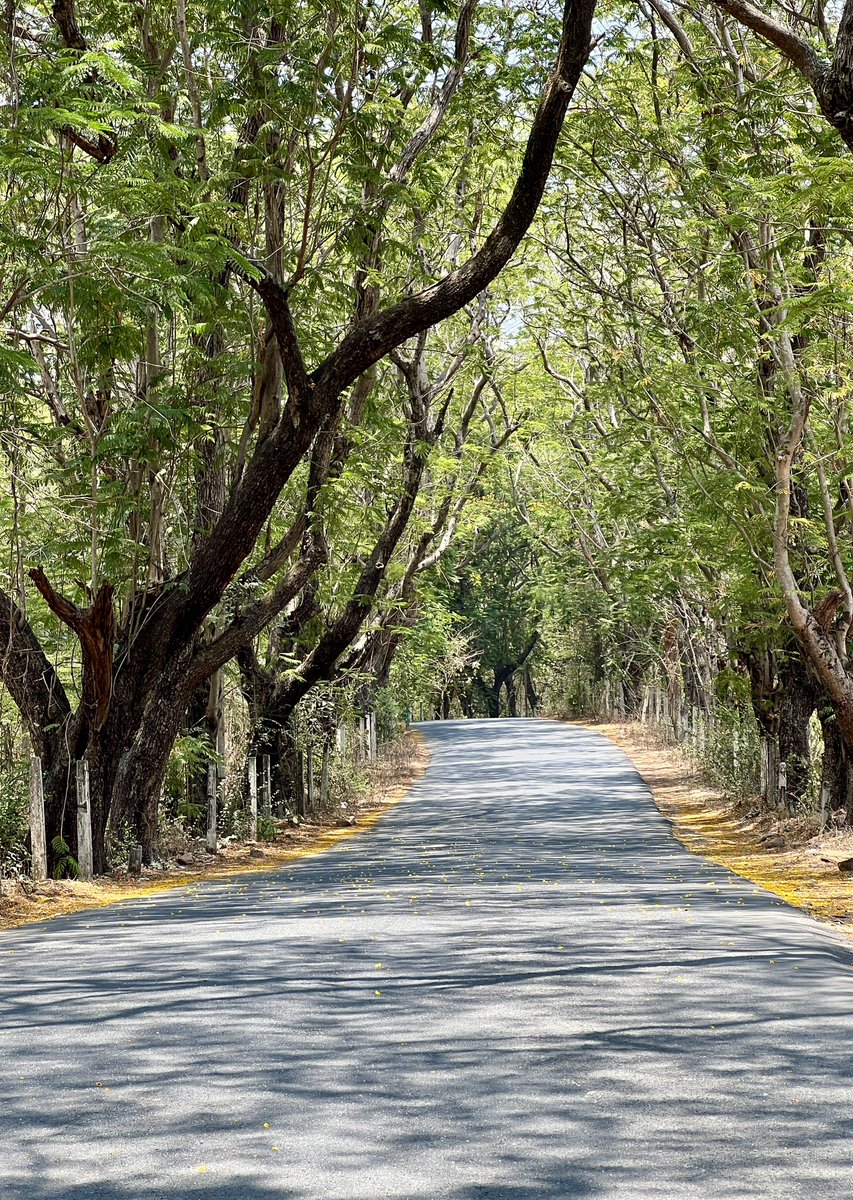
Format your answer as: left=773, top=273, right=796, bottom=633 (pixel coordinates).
left=247, top=755, right=258, bottom=841
left=29, top=757, right=47, bottom=882
left=206, top=762, right=218, bottom=853
left=75, top=760, right=93, bottom=882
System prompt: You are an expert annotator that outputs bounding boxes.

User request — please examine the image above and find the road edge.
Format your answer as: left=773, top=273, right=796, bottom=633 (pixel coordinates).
left=0, top=730, right=430, bottom=933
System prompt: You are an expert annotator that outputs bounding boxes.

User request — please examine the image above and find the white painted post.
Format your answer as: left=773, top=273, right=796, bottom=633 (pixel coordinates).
left=335, top=723, right=345, bottom=755
left=75, top=760, right=93, bottom=881
left=206, top=762, right=218, bottom=853
left=368, top=712, right=377, bottom=761
left=247, top=755, right=258, bottom=841
left=320, top=742, right=331, bottom=807
left=779, top=760, right=788, bottom=815
left=29, top=757, right=47, bottom=882
left=261, top=754, right=271, bottom=815
left=640, top=685, right=650, bottom=724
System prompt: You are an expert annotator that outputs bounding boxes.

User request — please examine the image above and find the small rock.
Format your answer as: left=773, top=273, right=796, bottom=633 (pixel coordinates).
left=763, top=835, right=785, bottom=850
left=248, top=848, right=265, bottom=859
left=837, top=857, right=853, bottom=874
left=176, top=853, right=194, bottom=866
left=337, top=816, right=356, bottom=828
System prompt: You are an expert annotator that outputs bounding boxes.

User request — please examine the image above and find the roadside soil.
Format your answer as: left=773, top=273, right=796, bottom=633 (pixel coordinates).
left=588, top=720, right=853, bottom=935
left=0, top=731, right=428, bottom=932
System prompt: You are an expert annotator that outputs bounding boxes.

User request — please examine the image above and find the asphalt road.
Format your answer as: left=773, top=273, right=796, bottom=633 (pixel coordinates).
left=1, top=718, right=852, bottom=1199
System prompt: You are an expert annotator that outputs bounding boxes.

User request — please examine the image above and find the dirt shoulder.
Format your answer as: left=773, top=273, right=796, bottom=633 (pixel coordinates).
left=585, top=720, right=853, bottom=935
left=0, top=731, right=429, bottom=933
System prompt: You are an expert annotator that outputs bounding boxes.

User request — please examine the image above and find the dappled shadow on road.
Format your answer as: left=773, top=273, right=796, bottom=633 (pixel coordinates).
left=1, top=719, right=852, bottom=1198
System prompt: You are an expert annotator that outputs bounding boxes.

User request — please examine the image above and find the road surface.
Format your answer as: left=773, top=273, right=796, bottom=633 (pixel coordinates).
left=1, top=719, right=852, bottom=1199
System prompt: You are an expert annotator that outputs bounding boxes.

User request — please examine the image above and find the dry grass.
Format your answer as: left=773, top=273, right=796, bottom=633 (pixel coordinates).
left=0, top=730, right=429, bottom=932
left=586, top=721, right=853, bottom=936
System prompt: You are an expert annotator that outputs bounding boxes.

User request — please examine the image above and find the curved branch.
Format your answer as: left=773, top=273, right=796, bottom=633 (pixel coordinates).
left=707, top=0, right=826, bottom=85
left=0, top=589, right=71, bottom=751
left=29, top=569, right=115, bottom=731
left=311, top=0, right=597, bottom=397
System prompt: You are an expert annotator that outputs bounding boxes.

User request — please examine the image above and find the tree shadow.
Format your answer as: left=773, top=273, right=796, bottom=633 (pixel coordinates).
left=2, top=719, right=852, bottom=1198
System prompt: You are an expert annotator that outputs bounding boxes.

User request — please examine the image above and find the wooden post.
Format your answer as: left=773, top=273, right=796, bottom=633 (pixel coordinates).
left=206, top=762, right=218, bottom=853
left=261, top=754, right=272, bottom=815
left=247, top=755, right=258, bottom=841
left=29, top=757, right=47, bottom=882
left=75, top=760, right=93, bottom=882
left=820, top=781, right=830, bottom=831
left=307, top=747, right=315, bottom=812
left=368, top=711, right=377, bottom=761
left=779, top=760, right=788, bottom=815
left=336, top=723, right=345, bottom=755
left=128, top=844, right=143, bottom=874
left=320, top=742, right=331, bottom=807
left=294, top=746, right=306, bottom=817
left=761, top=738, right=779, bottom=808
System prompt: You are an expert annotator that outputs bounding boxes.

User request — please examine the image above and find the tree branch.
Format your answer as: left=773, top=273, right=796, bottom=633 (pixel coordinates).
left=0, top=588, right=71, bottom=752
left=312, top=0, right=598, bottom=397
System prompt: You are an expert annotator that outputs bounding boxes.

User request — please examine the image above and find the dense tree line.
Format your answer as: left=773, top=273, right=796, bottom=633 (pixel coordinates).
left=5, top=0, right=853, bottom=873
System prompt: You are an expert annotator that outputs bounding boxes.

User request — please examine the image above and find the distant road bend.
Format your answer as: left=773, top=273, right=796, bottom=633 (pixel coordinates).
left=1, top=719, right=852, bottom=1199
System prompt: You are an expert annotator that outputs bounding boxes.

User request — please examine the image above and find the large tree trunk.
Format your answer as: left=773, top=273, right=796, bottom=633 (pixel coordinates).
left=818, top=703, right=852, bottom=822
left=742, top=646, right=781, bottom=808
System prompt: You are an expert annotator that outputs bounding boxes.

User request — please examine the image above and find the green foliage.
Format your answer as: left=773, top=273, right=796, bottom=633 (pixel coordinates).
left=256, top=814, right=277, bottom=842
left=0, top=764, right=29, bottom=878
left=164, top=736, right=217, bottom=809
left=51, top=836, right=80, bottom=880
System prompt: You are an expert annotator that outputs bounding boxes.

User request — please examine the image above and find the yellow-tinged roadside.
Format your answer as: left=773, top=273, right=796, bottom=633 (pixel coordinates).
left=588, top=720, right=853, bottom=935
